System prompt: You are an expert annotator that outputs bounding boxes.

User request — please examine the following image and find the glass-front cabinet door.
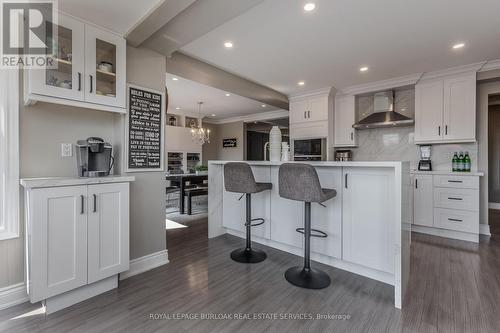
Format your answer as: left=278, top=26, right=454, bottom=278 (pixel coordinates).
left=84, top=25, right=126, bottom=108
left=30, top=14, right=85, bottom=101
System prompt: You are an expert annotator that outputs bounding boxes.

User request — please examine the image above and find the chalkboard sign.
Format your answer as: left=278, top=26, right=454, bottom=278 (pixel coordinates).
left=223, top=138, right=237, bottom=148
left=126, top=85, right=165, bottom=171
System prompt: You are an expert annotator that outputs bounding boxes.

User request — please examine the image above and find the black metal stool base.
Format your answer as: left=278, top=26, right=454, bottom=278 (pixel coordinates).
left=284, top=266, right=331, bottom=289
left=230, top=248, right=267, bottom=263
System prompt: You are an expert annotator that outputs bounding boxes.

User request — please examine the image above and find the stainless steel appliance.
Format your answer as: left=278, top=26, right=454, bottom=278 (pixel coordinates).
left=293, top=138, right=326, bottom=161
left=418, top=145, right=432, bottom=171
left=334, top=149, right=352, bottom=161
left=76, top=137, right=113, bottom=177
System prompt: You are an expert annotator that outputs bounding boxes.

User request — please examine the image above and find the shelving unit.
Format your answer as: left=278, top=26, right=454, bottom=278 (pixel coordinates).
left=167, top=152, right=184, bottom=173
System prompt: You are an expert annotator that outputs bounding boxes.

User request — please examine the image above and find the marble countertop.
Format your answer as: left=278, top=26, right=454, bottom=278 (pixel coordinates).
left=208, top=160, right=408, bottom=168
left=410, top=170, right=484, bottom=176
left=20, top=175, right=136, bottom=188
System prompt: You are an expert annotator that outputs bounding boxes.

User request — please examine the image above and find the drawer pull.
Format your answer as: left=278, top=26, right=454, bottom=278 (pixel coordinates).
left=448, top=197, right=463, bottom=201
left=448, top=180, right=463, bottom=183
left=448, top=218, right=463, bottom=222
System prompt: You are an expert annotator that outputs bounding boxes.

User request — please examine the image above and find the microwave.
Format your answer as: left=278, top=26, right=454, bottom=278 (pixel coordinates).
left=293, top=138, right=326, bottom=161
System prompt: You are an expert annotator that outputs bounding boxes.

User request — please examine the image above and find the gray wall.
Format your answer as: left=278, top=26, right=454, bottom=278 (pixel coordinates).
left=202, top=122, right=219, bottom=164
left=489, top=104, right=500, bottom=203
left=0, top=45, right=167, bottom=288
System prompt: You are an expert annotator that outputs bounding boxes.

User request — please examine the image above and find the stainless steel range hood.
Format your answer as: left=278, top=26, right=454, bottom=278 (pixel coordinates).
left=352, top=91, right=414, bottom=129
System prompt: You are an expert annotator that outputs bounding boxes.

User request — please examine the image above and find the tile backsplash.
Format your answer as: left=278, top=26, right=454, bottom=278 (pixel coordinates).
left=348, top=87, right=478, bottom=171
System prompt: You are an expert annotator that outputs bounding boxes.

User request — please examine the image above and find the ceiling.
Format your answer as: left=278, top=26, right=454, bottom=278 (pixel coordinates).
left=181, top=0, right=500, bottom=96
left=59, top=0, right=161, bottom=35
left=166, top=73, right=282, bottom=120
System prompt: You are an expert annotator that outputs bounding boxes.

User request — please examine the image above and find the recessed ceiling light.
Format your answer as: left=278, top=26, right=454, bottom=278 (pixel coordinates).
left=224, top=41, right=233, bottom=48
left=298, top=81, right=305, bottom=86
left=225, top=93, right=231, bottom=97
left=304, top=3, right=316, bottom=11
left=211, top=114, right=216, bottom=117
left=359, top=66, right=369, bottom=72
left=175, top=107, right=180, bottom=110
left=172, top=77, right=178, bottom=81
left=452, top=43, right=465, bottom=49
left=261, top=104, right=267, bottom=107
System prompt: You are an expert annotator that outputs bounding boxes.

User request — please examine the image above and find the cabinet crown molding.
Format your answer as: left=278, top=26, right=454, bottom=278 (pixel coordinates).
left=418, top=61, right=486, bottom=82
left=478, top=59, right=500, bottom=72
left=338, top=73, right=423, bottom=96
left=288, top=87, right=333, bottom=101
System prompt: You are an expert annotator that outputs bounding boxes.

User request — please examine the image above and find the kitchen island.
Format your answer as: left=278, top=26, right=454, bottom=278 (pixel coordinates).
left=208, top=160, right=412, bottom=309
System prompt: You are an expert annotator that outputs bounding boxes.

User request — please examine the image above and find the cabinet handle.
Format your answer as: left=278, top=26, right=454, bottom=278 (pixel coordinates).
left=304, top=111, right=306, bottom=119
left=445, top=125, right=448, bottom=136
left=448, top=180, right=463, bottom=183
left=345, top=174, right=348, bottom=189
left=78, top=72, right=81, bottom=91
left=80, top=195, right=84, bottom=214
left=351, top=132, right=354, bottom=141
left=308, top=111, right=310, bottom=118
left=448, top=218, right=463, bottom=222
left=448, top=197, right=463, bottom=201
left=93, top=194, right=97, bottom=213
left=415, top=179, right=418, bottom=189
left=89, top=75, right=93, bottom=93
left=438, top=126, right=441, bottom=136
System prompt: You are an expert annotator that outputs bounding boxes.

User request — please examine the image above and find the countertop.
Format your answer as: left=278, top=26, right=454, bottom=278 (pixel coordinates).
left=410, top=170, right=484, bottom=176
left=208, top=160, right=408, bottom=168
left=20, top=175, right=136, bottom=188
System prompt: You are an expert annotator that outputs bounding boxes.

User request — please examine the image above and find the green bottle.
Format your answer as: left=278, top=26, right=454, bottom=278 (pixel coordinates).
left=458, top=152, right=464, bottom=172
left=452, top=152, right=459, bottom=172
left=464, top=152, right=471, bottom=172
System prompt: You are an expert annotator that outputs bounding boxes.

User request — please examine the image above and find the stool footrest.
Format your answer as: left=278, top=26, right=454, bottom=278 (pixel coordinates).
left=245, top=218, right=265, bottom=227
left=295, top=228, right=327, bottom=238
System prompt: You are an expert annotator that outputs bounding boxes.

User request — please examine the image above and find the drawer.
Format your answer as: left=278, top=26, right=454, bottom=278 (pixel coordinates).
left=290, top=122, right=328, bottom=139
left=434, top=208, right=479, bottom=233
left=434, top=175, right=479, bottom=189
left=433, top=187, right=479, bottom=211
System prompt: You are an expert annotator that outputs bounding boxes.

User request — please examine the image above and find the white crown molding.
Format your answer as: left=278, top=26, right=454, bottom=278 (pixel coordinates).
left=288, top=87, right=334, bottom=101
left=0, top=282, right=28, bottom=311
left=338, top=73, right=423, bottom=96
left=479, top=59, right=500, bottom=72
left=419, top=61, right=486, bottom=81
left=205, top=109, right=289, bottom=125
left=120, top=250, right=169, bottom=280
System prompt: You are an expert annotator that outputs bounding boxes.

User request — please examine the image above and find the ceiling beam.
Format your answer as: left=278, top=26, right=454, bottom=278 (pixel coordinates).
left=167, top=52, right=289, bottom=110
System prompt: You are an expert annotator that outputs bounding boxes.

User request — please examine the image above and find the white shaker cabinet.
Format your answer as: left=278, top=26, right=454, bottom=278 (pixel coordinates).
left=334, top=94, right=357, bottom=147
left=22, top=177, right=133, bottom=309
left=88, top=183, right=130, bottom=284
left=415, top=72, right=476, bottom=144
left=413, top=174, right=433, bottom=227
left=342, top=167, right=395, bottom=274
left=289, top=90, right=331, bottom=140
left=28, top=186, right=88, bottom=302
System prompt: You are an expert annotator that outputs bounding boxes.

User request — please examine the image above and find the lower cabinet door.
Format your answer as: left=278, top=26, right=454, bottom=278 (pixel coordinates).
left=342, top=167, right=395, bottom=274
left=413, top=175, right=434, bottom=227
left=310, top=168, right=342, bottom=259
left=88, top=183, right=130, bottom=283
left=30, top=186, right=88, bottom=302
left=222, top=166, right=271, bottom=239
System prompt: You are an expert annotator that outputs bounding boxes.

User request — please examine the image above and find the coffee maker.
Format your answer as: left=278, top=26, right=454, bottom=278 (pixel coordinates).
left=418, top=145, right=432, bottom=171
left=76, top=137, right=113, bottom=177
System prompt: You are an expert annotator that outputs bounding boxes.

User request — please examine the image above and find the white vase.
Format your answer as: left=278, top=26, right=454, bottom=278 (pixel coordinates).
left=281, top=142, right=290, bottom=161
left=269, top=126, right=282, bottom=161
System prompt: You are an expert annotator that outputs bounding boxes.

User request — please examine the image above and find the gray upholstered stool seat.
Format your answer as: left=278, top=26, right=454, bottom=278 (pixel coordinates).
left=224, top=162, right=272, bottom=263
left=278, top=163, right=337, bottom=289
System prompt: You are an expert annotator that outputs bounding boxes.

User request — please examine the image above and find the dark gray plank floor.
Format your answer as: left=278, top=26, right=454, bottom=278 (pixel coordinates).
left=1, top=219, right=500, bottom=333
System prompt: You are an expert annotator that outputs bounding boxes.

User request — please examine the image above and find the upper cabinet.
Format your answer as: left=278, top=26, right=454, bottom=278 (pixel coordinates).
left=25, top=13, right=126, bottom=113
left=289, top=90, right=331, bottom=140
left=415, top=72, right=476, bottom=144
left=334, top=94, right=357, bottom=147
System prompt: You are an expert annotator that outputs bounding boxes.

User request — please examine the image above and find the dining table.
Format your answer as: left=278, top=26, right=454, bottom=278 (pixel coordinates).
left=165, top=173, right=208, bottom=214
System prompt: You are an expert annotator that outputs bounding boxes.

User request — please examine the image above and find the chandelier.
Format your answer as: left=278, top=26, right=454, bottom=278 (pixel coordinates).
left=191, top=101, right=210, bottom=145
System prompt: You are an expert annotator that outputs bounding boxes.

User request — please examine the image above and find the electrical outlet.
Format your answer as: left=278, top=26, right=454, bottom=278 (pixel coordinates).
left=61, top=143, right=72, bottom=157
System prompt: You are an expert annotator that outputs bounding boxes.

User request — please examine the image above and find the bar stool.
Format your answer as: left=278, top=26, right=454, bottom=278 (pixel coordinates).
left=278, top=163, right=337, bottom=289
left=224, top=162, right=272, bottom=263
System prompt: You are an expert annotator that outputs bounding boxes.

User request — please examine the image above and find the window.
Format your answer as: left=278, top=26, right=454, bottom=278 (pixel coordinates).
left=0, top=68, right=20, bottom=240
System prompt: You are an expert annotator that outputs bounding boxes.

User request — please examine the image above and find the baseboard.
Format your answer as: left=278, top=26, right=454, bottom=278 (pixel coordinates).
left=0, top=282, right=28, bottom=311
left=412, top=225, right=479, bottom=243
left=489, top=202, right=500, bottom=210
left=479, top=224, right=492, bottom=236
left=120, top=249, right=169, bottom=280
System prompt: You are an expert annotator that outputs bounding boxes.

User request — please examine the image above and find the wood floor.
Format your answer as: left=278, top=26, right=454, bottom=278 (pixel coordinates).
left=2, top=218, right=500, bottom=333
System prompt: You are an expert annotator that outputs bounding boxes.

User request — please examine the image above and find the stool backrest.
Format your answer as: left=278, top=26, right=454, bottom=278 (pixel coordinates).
left=278, top=163, right=324, bottom=203
left=224, top=162, right=257, bottom=194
